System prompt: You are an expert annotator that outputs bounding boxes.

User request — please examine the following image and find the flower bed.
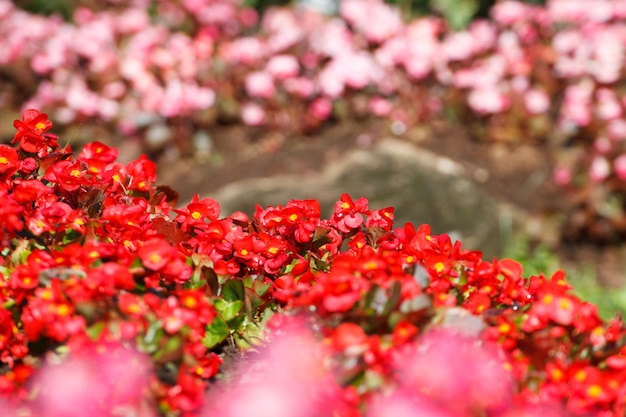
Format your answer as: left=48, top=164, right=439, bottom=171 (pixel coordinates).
left=1, top=110, right=626, bottom=416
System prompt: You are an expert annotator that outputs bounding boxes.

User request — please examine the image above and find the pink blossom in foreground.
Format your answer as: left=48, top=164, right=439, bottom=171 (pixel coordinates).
left=395, top=329, right=514, bottom=416
left=31, top=342, right=154, bottom=417
left=202, top=324, right=341, bottom=417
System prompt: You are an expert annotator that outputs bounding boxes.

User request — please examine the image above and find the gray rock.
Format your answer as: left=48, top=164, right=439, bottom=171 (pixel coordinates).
left=209, top=138, right=532, bottom=258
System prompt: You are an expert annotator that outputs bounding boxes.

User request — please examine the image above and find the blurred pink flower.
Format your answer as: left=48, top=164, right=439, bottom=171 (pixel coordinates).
left=548, top=0, right=613, bottom=23
left=491, top=1, right=531, bottom=25
left=553, top=165, right=572, bottom=186
left=266, top=55, right=300, bottom=81
left=310, top=97, right=333, bottom=120
left=31, top=343, right=154, bottom=417
left=395, top=329, right=513, bottom=415
left=202, top=323, right=340, bottom=417
left=115, top=7, right=150, bottom=33
left=524, top=88, right=550, bottom=114
left=245, top=71, right=276, bottom=99
left=264, top=9, right=305, bottom=53
left=608, top=119, right=626, bottom=140
left=560, top=80, right=594, bottom=127
left=589, top=156, right=610, bottom=183
left=283, top=77, right=316, bottom=98
left=242, top=102, right=266, bottom=126
left=468, top=87, right=510, bottom=114
left=367, top=390, right=457, bottom=417
left=443, top=32, right=476, bottom=61
left=220, top=37, right=266, bottom=65
left=614, top=154, right=626, bottom=180
left=341, top=0, right=402, bottom=43
left=595, top=88, right=622, bottom=120
left=369, top=96, right=393, bottom=117
left=593, top=136, right=612, bottom=154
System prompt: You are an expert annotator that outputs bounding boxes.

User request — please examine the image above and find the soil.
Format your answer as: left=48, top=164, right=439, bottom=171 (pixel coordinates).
left=151, top=117, right=626, bottom=288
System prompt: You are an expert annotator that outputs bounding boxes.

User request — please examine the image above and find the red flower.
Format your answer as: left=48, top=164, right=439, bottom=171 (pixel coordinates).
left=12, top=109, right=58, bottom=155
left=331, top=193, right=370, bottom=233
left=0, top=145, right=18, bottom=181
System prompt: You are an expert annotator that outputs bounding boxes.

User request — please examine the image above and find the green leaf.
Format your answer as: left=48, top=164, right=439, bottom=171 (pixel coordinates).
left=203, top=317, right=229, bottom=349
left=214, top=298, right=243, bottom=322
left=253, top=280, right=272, bottom=297
left=222, top=279, right=245, bottom=302
left=153, top=335, right=183, bottom=362
left=382, top=281, right=403, bottom=317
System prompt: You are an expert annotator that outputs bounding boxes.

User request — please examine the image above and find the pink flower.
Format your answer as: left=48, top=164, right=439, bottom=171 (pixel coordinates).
left=32, top=343, right=153, bottom=417
left=589, top=156, right=610, bottom=183
left=369, top=96, right=393, bottom=116
left=524, top=88, right=550, bottom=114
left=367, top=391, right=456, bottom=417
left=266, top=55, right=300, bottom=80
left=491, top=1, right=531, bottom=25
left=309, top=97, right=333, bottom=120
left=203, top=324, right=341, bottom=417
left=245, top=71, right=276, bottom=99
left=241, top=102, right=266, bottom=126
left=553, top=166, right=572, bottom=186
left=341, top=0, right=402, bottom=43
left=283, top=77, right=316, bottom=98
left=397, top=329, right=513, bottom=415
left=468, top=87, right=510, bottom=114
left=614, top=154, right=626, bottom=180
left=608, top=119, right=626, bottom=140
left=593, top=136, right=612, bottom=154
left=220, top=37, right=265, bottom=65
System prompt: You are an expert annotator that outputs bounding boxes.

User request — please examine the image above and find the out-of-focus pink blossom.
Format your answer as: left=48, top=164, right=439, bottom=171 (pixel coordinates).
left=202, top=323, right=341, bottom=417
left=614, top=154, right=626, bottom=180
left=395, top=329, right=513, bottom=415
left=266, top=55, right=300, bottom=80
left=548, top=0, right=613, bottom=23
left=468, top=87, right=510, bottom=114
left=369, top=96, right=393, bottom=117
left=593, top=136, right=612, bottom=154
left=31, top=343, right=154, bottom=417
left=589, top=156, right=610, bottom=183
left=220, top=37, right=266, bottom=65
left=608, top=119, right=626, bottom=140
left=560, top=80, right=594, bottom=127
left=553, top=165, right=572, bottom=186
left=491, top=1, right=531, bottom=26
left=245, top=71, right=276, bottom=99
left=367, top=390, right=456, bottom=417
left=310, top=97, right=333, bottom=120
left=262, top=8, right=304, bottom=53
left=443, top=32, right=476, bottom=62
left=596, top=88, right=622, bottom=120
left=283, top=77, right=316, bottom=98
left=524, top=88, right=550, bottom=114
left=341, top=0, right=402, bottom=43
left=242, top=102, right=266, bottom=126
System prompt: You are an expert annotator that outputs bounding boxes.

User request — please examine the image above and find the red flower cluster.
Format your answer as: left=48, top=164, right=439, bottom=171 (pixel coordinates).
left=1, top=110, right=626, bottom=417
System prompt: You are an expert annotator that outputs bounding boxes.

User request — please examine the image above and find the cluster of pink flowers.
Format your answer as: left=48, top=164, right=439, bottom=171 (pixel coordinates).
left=2, top=110, right=626, bottom=416
left=3, top=0, right=626, bottom=241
